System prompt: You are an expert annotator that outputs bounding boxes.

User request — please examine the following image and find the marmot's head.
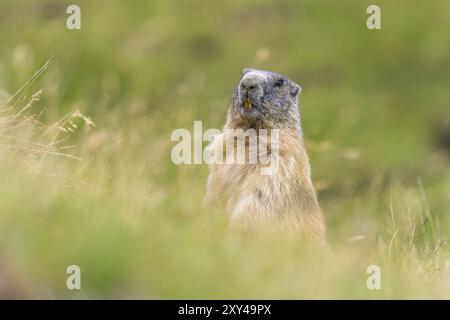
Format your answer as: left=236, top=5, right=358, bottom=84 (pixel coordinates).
left=228, top=68, right=302, bottom=130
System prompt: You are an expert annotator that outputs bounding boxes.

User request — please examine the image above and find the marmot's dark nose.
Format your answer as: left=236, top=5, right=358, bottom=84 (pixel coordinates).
left=240, top=74, right=261, bottom=92
left=240, top=82, right=257, bottom=91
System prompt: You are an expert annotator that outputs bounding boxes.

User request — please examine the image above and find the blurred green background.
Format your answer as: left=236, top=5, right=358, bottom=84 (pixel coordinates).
left=0, top=0, right=449, bottom=298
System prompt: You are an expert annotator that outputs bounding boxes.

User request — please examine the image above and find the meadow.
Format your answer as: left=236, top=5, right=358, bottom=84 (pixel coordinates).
left=0, top=0, right=449, bottom=298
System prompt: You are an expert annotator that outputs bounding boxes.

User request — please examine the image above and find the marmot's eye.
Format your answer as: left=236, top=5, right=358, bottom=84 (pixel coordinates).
left=275, top=79, right=284, bottom=87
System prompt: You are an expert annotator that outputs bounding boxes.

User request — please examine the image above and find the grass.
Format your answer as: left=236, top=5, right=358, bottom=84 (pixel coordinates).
left=0, top=0, right=449, bottom=299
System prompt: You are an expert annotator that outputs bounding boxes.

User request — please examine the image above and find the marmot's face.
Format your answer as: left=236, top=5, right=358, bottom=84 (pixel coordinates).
left=232, top=68, right=301, bottom=128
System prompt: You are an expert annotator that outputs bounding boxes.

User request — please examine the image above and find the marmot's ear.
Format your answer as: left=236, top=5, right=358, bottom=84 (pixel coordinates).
left=241, top=68, right=253, bottom=77
left=290, top=83, right=302, bottom=98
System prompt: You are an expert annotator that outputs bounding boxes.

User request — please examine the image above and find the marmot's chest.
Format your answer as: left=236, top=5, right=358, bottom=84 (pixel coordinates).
left=207, top=130, right=311, bottom=203
left=213, top=145, right=292, bottom=199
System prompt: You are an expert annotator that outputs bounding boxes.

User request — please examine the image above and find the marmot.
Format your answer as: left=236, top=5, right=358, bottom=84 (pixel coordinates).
left=205, top=68, right=325, bottom=242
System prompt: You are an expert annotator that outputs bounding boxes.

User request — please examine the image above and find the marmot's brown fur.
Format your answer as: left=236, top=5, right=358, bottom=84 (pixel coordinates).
left=205, top=69, right=325, bottom=242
